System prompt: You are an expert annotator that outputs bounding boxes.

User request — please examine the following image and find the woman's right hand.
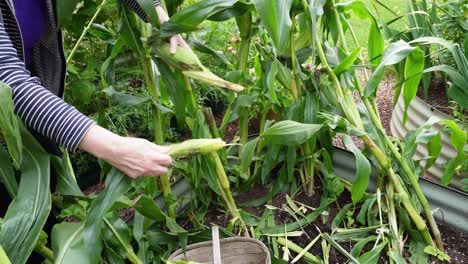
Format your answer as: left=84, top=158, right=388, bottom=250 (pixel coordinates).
left=79, top=125, right=172, bottom=178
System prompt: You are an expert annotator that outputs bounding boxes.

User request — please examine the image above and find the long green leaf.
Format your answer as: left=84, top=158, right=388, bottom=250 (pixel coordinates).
left=0, top=144, right=18, bottom=198
left=423, top=65, right=464, bottom=91
left=425, top=132, right=441, bottom=170
left=159, top=0, right=239, bottom=36
left=53, top=169, right=132, bottom=264
left=402, top=47, right=424, bottom=125
left=155, top=60, right=187, bottom=128
left=358, top=242, right=386, bottom=263
left=262, top=121, right=322, bottom=146
left=323, top=233, right=360, bottom=263
left=136, top=0, right=160, bottom=26
left=103, top=87, right=152, bottom=106
left=51, top=152, right=84, bottom=197
left=118, top=6, right=145, bottom=57
left=253, top=0, right=293, bottom=55
left=240, top=138, right=259, bottom=179
left=441, top=121, right=467, bottom=185
left=350, top=236, right=377, bottom=257
left=103, top=214, right=140, bottom=263
left=368, top=19, right=385, bottom=68
left=0, top=82, right=22, bottom=168
left=343, top=135, right=371, bottom=204
left=188, top=37, right=232, bottom=66
left=333, top=47, right=362, bottom=76
left=0, top=124, right=51, bottom=264
left=365, top=40, right=415, bottom=97
left=331, top=203, right=352, bottom=230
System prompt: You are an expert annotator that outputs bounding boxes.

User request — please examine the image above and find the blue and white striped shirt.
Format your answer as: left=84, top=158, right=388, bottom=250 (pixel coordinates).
left=0, top=0, right=160, bottom=151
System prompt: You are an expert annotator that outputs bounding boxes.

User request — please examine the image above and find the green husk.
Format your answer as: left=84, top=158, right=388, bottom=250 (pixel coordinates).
left=168, top=138, right=226, bottom=157
left=151, top=43, right=245, bottom=92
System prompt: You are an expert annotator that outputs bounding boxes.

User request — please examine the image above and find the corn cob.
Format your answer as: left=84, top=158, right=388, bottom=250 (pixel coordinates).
left=168, top=138, right=226, bottom=157
left=151, top=42, right=244, bottom=92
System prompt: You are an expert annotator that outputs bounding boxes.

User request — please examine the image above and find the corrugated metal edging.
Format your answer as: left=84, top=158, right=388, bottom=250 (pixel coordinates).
left=148, top=147, right=467, bottom=232
left=390, top=93, right=465, bottom=189
left=154, top=177, right=194, bottom=212
left=333, top=147, right=468, bottom=233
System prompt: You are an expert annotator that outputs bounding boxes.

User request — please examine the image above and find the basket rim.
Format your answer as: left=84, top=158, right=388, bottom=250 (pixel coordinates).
left=168, top=236, right=271, bottom=262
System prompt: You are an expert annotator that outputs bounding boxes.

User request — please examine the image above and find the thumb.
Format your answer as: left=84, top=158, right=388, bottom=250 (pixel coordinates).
left=170, top=37, right=177, bottom=55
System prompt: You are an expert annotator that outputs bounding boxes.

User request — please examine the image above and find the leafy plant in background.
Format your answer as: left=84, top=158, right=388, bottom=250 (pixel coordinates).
left=411, top=37, right=468, bottom=111
left=62, top=0, right=116, bottom=114
left=377, top=0, right=438, bottom=99
left=436, top=0, right=467, bottom=55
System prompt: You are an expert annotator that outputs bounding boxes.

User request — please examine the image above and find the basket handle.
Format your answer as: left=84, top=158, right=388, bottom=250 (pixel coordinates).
left=212, top=226, right=222, bottom=264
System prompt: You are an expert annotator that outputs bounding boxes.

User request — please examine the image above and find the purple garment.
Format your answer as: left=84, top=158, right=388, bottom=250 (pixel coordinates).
left=12, top=0, right=46, bottom=66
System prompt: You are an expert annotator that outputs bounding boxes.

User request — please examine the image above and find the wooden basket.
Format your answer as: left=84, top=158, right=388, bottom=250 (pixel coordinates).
left=168, top=227, right=271, bottom=264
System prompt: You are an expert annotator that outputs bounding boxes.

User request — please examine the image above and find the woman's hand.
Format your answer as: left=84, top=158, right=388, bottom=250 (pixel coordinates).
left=155, top=5, right=189, bottom=54
left=79, top=125, right=172, bottom=178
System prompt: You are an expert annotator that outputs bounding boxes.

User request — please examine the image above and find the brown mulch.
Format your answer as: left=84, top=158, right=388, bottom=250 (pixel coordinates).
left=82, top=182, right=106, bottom=195
left=416, top=77, right=452, bottom=116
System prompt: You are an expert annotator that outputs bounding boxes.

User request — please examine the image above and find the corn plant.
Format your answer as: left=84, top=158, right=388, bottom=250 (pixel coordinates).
left=0, top=83, right=54, bottom=264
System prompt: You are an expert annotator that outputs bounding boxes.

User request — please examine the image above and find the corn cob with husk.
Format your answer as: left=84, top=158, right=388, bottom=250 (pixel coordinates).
left=168, top=138, right=226, bottom=157
left=150, top=42, right=245, bottom=92
left=167, top=138, right=247, bottom=234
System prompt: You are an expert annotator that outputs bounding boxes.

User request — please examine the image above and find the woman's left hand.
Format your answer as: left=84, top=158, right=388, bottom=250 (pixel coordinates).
left=156, top=5, right=190, bottom=54
left=168, top=34, right=189, bottom=54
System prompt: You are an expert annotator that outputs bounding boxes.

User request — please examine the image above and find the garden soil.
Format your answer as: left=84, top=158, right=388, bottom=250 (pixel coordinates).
left=417, top=77, right=453, bottom=116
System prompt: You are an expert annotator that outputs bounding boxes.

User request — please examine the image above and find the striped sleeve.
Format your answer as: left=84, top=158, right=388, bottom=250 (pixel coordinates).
left=0, top=23, right=95, bottom=151
left=120, top=0, right=161, bottom=21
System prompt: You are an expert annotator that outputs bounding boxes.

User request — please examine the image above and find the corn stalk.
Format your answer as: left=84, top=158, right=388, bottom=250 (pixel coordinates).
left=329, top=0, right=443, bottom=250
left=236, top=12, right=253, bottom=182
left=301, top=0, right=439, bottom=250
left=66, top=0, right=110, bottom=65
left=139, top=20, right=174, bottom=217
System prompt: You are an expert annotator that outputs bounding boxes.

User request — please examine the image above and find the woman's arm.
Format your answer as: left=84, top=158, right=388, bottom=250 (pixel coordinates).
left=0, top=22, right=171, bottom=178
left=78, top=125, right=172, bottom=178
left=0, top=23, right=94, bottom=151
